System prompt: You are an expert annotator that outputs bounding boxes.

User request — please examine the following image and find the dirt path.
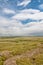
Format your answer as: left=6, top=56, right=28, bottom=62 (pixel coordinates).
left=3, top=47, right=43, bottom=65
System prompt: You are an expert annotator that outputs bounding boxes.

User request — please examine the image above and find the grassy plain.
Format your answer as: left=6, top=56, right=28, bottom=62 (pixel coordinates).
left=0, top=37, right=43, bottom=65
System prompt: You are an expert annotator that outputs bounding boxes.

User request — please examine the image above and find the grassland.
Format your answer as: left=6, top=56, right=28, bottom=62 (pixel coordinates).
left=0, top=37, right=43, bottom=65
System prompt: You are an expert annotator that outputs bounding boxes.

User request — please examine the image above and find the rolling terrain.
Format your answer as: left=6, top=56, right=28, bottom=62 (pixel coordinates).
left=0, top=37, right=43, bottom=65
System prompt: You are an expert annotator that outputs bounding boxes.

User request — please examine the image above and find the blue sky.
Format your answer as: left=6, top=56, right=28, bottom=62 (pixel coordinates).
left=0, top=0, right=43, bottom=36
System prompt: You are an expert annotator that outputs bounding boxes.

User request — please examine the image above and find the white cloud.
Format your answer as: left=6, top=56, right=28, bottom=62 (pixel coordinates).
left=17, top=0, right=31, bottom=7
left=0, top=0, right=43, bottom=36
left=0, top=17, right=9, bottom=26
left=21, top=9, right=40, bottom=14
left=0, top=16, right=24, bottom=36
left=0, top=16, right=43, bottom=36
left=3, top=8, right=15, bottom=14
left=12, top=9, right=43, bottom=20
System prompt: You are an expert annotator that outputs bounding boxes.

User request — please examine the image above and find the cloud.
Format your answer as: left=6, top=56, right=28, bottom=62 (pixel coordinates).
left=0, top=16, right=24, bottom=36
left=0, top=17, right=9, bottom=26
left=12, top=9, right=43, bottom=20
left=3, top=8, right=15, bottom=14
left=0, top=0, right=43, bottom=36
left=39, top=4, right=43, bottom=10
left=17, top=0, right=31, bottom=7
left=21, top=9, right=40, bottom=14
left=0, top=16, right=43, bottom=36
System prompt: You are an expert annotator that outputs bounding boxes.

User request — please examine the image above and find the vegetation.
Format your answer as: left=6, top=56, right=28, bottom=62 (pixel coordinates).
left=0, top=37, right=43, bottom=65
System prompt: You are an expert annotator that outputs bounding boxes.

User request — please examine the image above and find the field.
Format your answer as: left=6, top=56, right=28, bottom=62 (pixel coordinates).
left=0, top=37, right=43, bottom=65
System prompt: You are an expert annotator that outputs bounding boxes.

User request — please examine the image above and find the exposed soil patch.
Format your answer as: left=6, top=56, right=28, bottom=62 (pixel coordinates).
left=3, top=47, right=43, bottom=65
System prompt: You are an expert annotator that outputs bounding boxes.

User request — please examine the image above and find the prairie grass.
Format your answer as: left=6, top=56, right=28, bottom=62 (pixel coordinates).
left=0, top=37, right=43, bottom=65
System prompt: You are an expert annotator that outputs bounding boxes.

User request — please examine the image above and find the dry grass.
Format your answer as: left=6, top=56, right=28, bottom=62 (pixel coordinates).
left=0, top=37, right=43, bottom=65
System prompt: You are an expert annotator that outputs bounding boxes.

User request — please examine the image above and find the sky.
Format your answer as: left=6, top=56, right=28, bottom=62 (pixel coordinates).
left=0, top=0, right=43, bottom=36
